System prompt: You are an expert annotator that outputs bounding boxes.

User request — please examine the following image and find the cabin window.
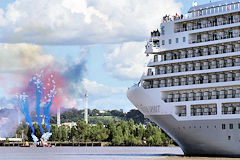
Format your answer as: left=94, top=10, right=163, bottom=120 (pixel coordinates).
left=223, top=5, right=227, bottom=12
left=169, top=39, right=172, bottom=44
left=183, top=37, right=186, bottom=42
left=161, top=26, right=165, bottom=35
left=203, top=9, right=206, bottom=15
left=211, top=8, right=214, bottom=14
left=219, top=6, right=223, bottom=12
left=235, top=3, right=239, bottom=10
left=207, top=8, right=211, bottom=14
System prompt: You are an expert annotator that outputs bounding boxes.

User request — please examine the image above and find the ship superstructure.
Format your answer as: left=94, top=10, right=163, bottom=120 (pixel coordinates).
left=127, top=0, right=240, bottom=156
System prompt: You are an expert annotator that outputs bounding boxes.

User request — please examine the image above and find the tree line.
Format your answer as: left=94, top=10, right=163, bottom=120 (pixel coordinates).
left=50, top=109, right=145, bottom=124
left=16, top=119, right=174, bottom=146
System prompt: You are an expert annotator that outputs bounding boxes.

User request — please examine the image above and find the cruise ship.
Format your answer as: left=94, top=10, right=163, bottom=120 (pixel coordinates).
left=127, top=0, right=240, bottom=156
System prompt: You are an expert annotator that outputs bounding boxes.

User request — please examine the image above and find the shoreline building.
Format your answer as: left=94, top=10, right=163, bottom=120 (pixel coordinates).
left=127, top=0, right=240, bottom=156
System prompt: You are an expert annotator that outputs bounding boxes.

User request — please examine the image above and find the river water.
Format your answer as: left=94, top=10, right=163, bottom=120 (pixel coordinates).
left=0, top=147, right=236, bottom=160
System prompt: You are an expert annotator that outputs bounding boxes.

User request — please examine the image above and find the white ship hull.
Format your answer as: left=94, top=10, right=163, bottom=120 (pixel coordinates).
left=127, top=85, right=240, bottom=156
left=126, top=0, right=240, bottom=156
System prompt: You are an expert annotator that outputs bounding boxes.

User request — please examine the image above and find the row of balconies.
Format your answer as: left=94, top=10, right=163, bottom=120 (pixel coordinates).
left=189, top=28, right=240, bottom=44
left=165, top=87, right=240, bottom=103
left=153, top=42, right=240, bottom=62
left=191, top=104, right=217, bottom=116
left=190, top=3, right=240, bottom=19
left=147, top=56, right=240, bottom=76
left=175, top=15, right=240, bottom=33
left=222, top=103, right=240, bottom=114
left=177, top=103, right=240, bottom=117
left=143, top=71, right=240, bottom=89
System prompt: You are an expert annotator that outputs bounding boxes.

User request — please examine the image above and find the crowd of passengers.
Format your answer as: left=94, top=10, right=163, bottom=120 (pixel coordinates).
left=151, top=29, right=160, bottom=37
left=162, top=13, right=184, bottom=22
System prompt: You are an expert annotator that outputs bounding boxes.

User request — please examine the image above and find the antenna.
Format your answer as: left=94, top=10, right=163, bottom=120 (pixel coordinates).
left=192, top=1, right=198, bottom=7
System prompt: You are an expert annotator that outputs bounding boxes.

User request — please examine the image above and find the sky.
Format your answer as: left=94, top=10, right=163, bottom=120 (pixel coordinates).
left=0, top=0, right=216, bottom=112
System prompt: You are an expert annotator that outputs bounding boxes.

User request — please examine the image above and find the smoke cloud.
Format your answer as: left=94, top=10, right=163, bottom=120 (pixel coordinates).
left=0, top=43, right=87, bottom=137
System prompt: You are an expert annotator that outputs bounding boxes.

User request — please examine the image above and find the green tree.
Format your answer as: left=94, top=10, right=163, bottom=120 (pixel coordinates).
left=57, top=126, right=63, bottom=141
left=112, top=126, right=124, bottom=145
left=144, top=123, right=154, bottom=139
left=62, top=126, right=68, bottom=141
left=50, top=125, right=58, bottom=141
left=91, top=109, right=100, bottom=116
left=75, top=120, right=90, bottom=142
left=106, top=121, right=115, bottom=142
left=90, top=121, right=109, bottom=142
left=126, top=109, right=144, bottom=124
left=146, top=136, right=154, bottom=145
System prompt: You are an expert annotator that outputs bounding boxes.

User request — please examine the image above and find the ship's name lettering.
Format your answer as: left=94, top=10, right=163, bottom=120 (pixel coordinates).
left=137, top=105, right=160, bottom=113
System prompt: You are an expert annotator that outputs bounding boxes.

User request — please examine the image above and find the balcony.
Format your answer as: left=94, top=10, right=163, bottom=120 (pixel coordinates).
left=164, top=87, right=240, bottom=103
left=189, top=28, right=240, bottom=44
left=175, top=18, right=240, bottom=33
left=145, top=45, right=160, bottom=54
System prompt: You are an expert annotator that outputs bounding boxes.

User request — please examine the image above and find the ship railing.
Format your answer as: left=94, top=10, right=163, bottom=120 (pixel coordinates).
left=191, top=111, right=217, bottom=116
left=189, top=33, right=240, bottom=44
left=175, top=3, right=240, bottom=22
left=175, top=18, right=240, bottom=33
left=149, top=44, right=240, bottom=64
left=164, top=94, right=239, bottom=103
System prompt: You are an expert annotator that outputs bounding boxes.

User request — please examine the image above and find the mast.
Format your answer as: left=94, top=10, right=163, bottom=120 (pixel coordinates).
left=84, top=92, right=88, bottom=124
left=57, top=107, right=60, bottom=126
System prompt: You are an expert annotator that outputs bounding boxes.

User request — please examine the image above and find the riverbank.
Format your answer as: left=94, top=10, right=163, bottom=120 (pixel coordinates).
left=0, top=141, right=176, bottom=147
left=0, top=141, right=110, bottom=147
left=0, top=146, right=238, bottom=160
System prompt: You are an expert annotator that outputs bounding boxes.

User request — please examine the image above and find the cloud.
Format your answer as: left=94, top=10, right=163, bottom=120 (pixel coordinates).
left=82, top=78, right=126, bottom=99
left=0, top=0, right=182, bottom=45
left=0, top=43, right=54, bottom=73
left=104, top=41, right=151, bottom=81
left=89, top=97, right=132, bottom=111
